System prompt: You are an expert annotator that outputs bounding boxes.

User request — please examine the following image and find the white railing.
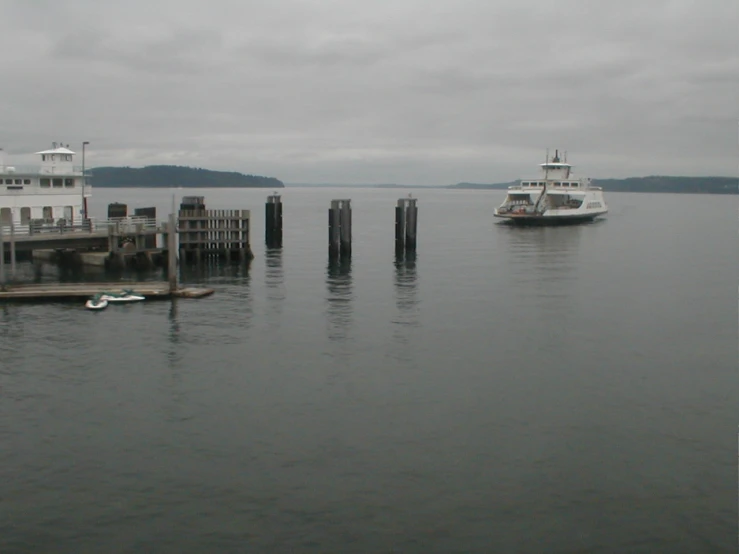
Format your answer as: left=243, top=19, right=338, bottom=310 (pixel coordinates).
left=0, top=165, right=88, bottom=175
left=0, top=216, right=160, bottom=238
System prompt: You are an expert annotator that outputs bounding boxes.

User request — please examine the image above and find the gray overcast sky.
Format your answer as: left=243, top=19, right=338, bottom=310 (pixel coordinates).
left=0, top=0, right=736, bottom=185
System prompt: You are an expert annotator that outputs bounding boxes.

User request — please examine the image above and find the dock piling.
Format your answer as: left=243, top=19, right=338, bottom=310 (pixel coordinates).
left=9, top=220, right=16, bottom=278
left=265, top=194, right=283, bottom=248
left=0, top=225, right=4, bottom=287
left=395, top=201, right=406, bottom=254
left=177, top=207, right=253, bottom=264
left=328, top=199, right=351, bottom=260
left=395, top=197, right=418, bottom=254
left=168, top=214, right=177, bottom=292
left=328, top=200, right=341, bottom=260
left=340, top=199, right=352, bottom=258
left=405, top=198, right=418, bottom=251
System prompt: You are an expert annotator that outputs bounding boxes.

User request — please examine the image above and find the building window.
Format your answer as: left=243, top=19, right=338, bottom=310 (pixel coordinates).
left=40, top=178, right=51, bottom=188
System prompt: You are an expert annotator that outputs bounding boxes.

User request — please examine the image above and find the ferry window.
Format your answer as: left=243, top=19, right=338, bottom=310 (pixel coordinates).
left=40, top=178, right=50, bottom=187
left=4, top=179, right=11, bottom=184
left=20, top=207, right=30, bottom=224
left=52, top=178, right=63, bottom=188
left=554, top=182, right=561, bottom=186
left=23, top=179, right=30, bottom=184
left=41, top=155, right=46, bottom=161
left=14, top=179, right=21, bottom=184
left=64, top=178, right=74, bottom=187
left=562, top=182, right=570, bottom=187
left=571, top=182, right=578, bottom=187
left=42, top=206, right=53, bottom=220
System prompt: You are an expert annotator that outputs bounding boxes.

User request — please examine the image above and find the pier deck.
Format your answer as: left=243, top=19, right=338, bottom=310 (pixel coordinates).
left=0, top=282, right=214, bottom=301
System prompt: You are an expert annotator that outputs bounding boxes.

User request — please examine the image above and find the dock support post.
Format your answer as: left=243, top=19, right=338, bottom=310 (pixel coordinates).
left=9, top=220, right=16, bottom=279
left=395, top=197, right=418, bottom=255
left=328, top=200, right=341, bottom=260
left=339, top=199, right=352, bottom=259
left=265, top=194, right=283, bottom=248
left=405, top=198, right=418, bottom=252
left=276, top=197, right=283, bottom=248
left=395, top=200, right=406, bottom=255
left=168, top=214, right=178, bottom=292
left=0, top=224, right=4, bottom=288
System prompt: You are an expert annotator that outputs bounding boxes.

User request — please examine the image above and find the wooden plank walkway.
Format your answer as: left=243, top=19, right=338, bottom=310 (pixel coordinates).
left=0, top=282, right=214, bottom=301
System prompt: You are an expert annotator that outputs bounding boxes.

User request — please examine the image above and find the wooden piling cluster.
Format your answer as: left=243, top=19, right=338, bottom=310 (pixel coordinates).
left=0, top=221, right=18, bottom=286
left=395, top=197, right=419, bottom=255
left=265, top=195, right=283, bottom=248
left=105, top=219, right=163, bottom=271
left=328, top=199, right=352, bottom=260
left=177, top=208, right=254, bottom=264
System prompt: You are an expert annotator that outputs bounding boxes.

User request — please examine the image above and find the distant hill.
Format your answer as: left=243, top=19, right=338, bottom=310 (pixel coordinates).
left=90, top=165, right=284, bottom=188
left=285, top=182, right=440, bottom=189
left=448, top=176, right=736, bottom=194
left=448, top=181, right=515, bottom=190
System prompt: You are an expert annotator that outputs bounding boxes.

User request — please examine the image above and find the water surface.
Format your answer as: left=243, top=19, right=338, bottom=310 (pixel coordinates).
left=0, top=188, right=735, bottom=553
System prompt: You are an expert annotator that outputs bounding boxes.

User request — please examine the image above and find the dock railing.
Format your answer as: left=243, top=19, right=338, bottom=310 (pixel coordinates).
left=0, top=216, right=159, bottom=238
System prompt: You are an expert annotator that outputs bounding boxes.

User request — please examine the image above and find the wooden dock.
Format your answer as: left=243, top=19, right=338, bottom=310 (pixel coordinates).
left=0, top=282, right=214, bottom=301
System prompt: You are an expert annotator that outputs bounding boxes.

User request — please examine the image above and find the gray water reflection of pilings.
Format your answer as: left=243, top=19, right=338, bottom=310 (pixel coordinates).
left=393, top=251, right=419, bottom=326
left=325, top=258, right=353, bottom=342
left=265, top=248, right=284, bottom=290
left=328, top=199, right=352, bottom=261
left=265, top=248, right=285, bottom=326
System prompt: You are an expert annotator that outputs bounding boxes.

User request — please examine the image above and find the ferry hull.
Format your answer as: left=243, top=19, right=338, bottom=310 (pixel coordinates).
left=494, top=211, right=607, bottom=226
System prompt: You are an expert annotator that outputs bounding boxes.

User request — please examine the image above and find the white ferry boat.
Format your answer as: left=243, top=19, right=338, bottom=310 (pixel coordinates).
left=493, top=150, right=607, bottom=225
left=0, top=142, right=91, bottom=229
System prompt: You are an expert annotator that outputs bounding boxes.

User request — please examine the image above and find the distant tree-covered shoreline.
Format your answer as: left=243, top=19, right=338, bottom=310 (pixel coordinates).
left=90, top=165, right=284, bottom=188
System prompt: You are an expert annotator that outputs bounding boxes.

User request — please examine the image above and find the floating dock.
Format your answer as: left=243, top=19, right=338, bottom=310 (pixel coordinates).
left=0, top=282, right=214, bottom=302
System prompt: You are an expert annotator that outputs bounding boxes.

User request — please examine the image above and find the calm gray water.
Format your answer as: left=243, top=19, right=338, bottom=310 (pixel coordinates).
left=1, top=187, right=736, bottom=553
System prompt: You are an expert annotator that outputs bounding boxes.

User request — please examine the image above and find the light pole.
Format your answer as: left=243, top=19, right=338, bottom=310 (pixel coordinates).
left=82, top=141, right=90, bottom=220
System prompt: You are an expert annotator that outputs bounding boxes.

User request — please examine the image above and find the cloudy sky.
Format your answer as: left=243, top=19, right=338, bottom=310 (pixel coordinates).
left=0, top=0, right=736, bottom=185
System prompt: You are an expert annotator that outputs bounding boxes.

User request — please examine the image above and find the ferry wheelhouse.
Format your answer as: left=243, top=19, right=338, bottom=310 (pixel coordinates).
left=493, top=150, right=607, bottom=225
left=0, top=142, right=90, bottom=229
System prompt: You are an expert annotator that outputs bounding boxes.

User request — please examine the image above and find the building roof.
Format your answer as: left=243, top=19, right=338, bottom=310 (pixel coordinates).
left=36, top=147, right=76, bottom=155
